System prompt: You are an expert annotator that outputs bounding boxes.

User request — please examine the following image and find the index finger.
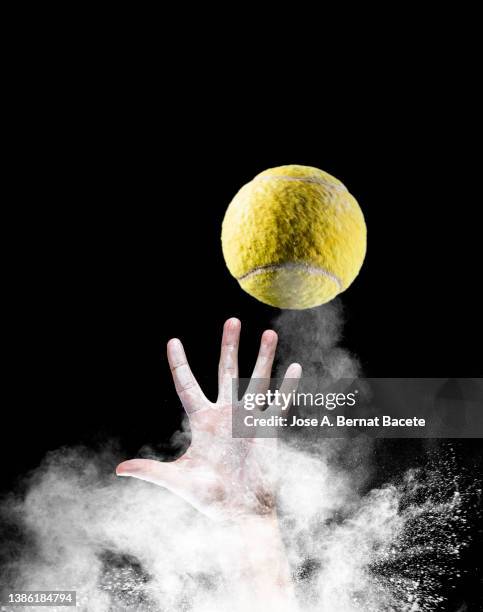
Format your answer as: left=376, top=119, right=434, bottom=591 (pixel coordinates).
left=167, top=338, right=208, bottom=413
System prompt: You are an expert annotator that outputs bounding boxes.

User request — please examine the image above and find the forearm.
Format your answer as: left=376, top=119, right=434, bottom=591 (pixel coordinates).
left=229, top=513, right=298, bottom=611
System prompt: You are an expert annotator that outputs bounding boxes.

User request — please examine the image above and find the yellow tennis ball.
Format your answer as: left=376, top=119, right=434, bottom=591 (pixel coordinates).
left=221, top=164, right=367, bottom=309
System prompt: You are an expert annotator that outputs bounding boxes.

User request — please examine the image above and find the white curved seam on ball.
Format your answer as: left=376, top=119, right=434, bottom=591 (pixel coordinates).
left=237, top=263, right=343, bottom=289
left=255, top=176, right=347, bottom=191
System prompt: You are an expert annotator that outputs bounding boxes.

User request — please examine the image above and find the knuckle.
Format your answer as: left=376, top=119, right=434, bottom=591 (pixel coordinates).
left=178, top=380, right=196, bottom=393
left=170, top=360, right=188, bottom=372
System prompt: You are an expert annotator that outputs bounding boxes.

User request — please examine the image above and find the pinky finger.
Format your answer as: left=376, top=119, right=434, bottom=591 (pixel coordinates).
left=275, top=363, right=302, bottom=414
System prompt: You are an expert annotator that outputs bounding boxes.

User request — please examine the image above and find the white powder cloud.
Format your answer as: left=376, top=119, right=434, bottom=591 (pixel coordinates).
left=0, top=304, right=475, bottom=611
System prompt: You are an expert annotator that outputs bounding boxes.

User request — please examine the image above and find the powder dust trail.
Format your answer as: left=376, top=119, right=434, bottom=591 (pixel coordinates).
left=272, top=300, right=360, bottom=383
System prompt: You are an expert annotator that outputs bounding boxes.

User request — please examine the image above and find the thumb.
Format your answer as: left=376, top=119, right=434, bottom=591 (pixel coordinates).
left=116, top=459, right=182, bottom=490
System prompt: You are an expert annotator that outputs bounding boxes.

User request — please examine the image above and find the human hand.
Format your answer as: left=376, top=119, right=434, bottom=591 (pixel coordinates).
left=116, top=318, right=301, bottom=521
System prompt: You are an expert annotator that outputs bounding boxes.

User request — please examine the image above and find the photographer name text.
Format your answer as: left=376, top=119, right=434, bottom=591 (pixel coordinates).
left=243, top=415, right=426, bottom=428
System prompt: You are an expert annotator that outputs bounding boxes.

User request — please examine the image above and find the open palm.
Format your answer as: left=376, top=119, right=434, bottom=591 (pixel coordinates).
left=116, top=318, right=301, bottom=521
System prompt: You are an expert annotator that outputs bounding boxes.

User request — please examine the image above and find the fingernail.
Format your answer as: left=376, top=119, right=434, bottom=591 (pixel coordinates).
left=288, top=363, right=302, bottom=377
left=263, top=330, right=277, bottom=343
left=116, top=464, right=133, bottom=477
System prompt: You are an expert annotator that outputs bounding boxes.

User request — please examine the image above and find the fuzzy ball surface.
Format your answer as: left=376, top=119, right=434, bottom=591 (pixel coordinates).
left=221, top=165, right=367, bottom=309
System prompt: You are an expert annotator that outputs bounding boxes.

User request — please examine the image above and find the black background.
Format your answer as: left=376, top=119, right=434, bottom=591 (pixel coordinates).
left=6, top=101, right=482, bottom=485
left=3, top=48, right=482, bottom=609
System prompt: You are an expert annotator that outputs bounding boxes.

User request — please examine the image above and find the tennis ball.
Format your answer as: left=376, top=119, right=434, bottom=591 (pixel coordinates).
left=221, top=164, right=366, bottom=309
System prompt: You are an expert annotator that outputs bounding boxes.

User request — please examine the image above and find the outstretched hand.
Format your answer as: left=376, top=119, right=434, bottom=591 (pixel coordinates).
left=116, top=318, right=301, bottom=521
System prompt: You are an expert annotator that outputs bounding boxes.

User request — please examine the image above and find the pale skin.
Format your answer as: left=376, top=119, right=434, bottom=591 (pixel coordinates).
left=116, top=318, right=301, bottom=608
